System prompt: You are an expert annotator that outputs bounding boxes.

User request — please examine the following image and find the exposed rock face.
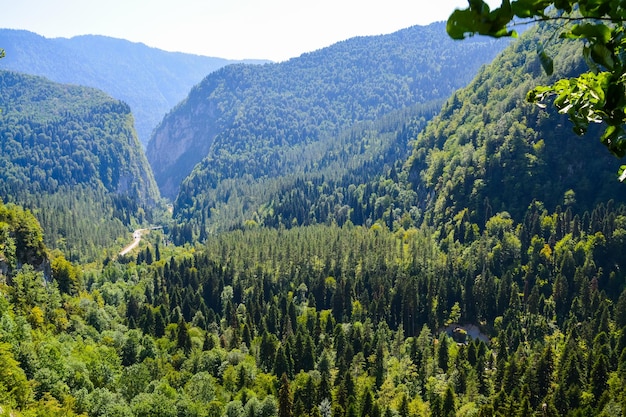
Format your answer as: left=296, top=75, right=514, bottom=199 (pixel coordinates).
left=145, top=23, right=509, bottom=205
left=147, top=100, right=221, bottom=200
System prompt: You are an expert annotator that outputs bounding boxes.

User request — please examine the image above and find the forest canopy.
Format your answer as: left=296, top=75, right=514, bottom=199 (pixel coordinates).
left=448, top=0, right=626, bottom=161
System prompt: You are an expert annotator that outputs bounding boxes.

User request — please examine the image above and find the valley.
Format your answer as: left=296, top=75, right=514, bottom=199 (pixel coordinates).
left=1, top=12, right=626, bottom=417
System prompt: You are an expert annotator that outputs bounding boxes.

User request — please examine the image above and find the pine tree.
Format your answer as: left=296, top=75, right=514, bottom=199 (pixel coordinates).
left=301, top=334, right=316, bottom=372
left=534, top=345, right=554, bottom=405
left=318, top=352, right=332, bottom=402
left=203, top=331, right=215, bottom=350
left=438, top=334, right=449, bottom=373
left=374, top=341, right=385, bottom=388
left=517, top=396, right=532, bottom=417
left=274, top=345, right=291, bottom=379
left=616, top=289, right=626, bottom=329
left=177, top=317, right=192, bottom=354
left=154, top=309, right=166, bottom=337
left=361, top=389, right=374, bottom=417
left=589, top=354, right=609, bottom=405
left=442, top=385, right=456, bottom=417
left=278, top=373, right=293, bottom=417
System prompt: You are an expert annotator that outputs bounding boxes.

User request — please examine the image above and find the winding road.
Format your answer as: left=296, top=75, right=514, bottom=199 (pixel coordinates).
left=119, top=226, right=164, bottom=257
left=119, top=229, right=144, bottom=256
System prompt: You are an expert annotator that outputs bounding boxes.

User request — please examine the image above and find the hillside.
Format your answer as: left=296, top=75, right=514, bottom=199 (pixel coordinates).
left=231, top=21, right=626, bottom=238
left=149, top=22, right=509, bottom=234
left=404, top=22, right=626, bottom=231
left=0, top=69, right=160, bottom=261
left=0, top=29, right=268, bottom=147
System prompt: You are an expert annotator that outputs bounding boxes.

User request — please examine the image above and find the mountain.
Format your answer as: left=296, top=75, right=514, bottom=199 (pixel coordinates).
left=147, top=22, right=509, bottom=234
left=3, top=22, right=626, bottom=417
left=243, top=20, right=626, bottom=238
left=404, top=21, right=626, bottom=231
left=0, top=69, right=160, bottom=261
left=0, top=29, right=268, bottom=147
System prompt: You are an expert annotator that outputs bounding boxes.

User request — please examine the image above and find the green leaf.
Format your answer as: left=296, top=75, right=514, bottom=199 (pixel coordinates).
left=511, top=0, right=552, bottom=18
left=583, top=45, right=600, bottom=73
left=567, top=23, right=612, bottom=43
left=600, top=125, right=626, bottom=157
left=579, top=0, right=612, bottom=18
left=553, top=0, right=574, bottom=13
left=447, top=1, right=516, bottom=39
left=447, top=9, right=480, bottom=40
left=469, top=0, right=490, bottom=13
left=527, top=84, right=554, bottom=104
left=493, top=0, right=514, bottom=27
left=591, top=43, right=615, bottom=70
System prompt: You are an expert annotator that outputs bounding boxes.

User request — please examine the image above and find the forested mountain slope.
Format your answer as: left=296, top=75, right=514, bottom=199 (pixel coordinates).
left=0, top=29, right=267, bottom=147
left=406, top=22, right=626, bottom=230
left=150, top=22, right=508, bottom=233
left=249, top=21, right=626, bottom=241
left=1, top=22, right=626, bottom=417
left=0, top=70, right=160, bottom=261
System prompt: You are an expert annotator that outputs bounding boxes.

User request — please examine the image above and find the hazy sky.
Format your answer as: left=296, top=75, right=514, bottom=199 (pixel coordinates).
left=0, top=0, right=495, bottom=61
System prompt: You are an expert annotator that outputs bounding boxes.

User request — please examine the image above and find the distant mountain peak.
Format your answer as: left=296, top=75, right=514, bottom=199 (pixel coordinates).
left=0, top=28, right=269, bottom=147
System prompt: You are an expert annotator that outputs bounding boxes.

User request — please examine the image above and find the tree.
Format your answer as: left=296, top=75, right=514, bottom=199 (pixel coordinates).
left=438, top=334, right=450, bottom=373
left=447, top=0, right=626, bottom=163
left=121, top=330, right=141, bottom=366
left=589, top=354, right=609, bottom=404
left=51, top=254, right=80, bottom=295
left=177, top=317, right=192, bottom=354
left=442, top=385, right=456, bottom=417
left=0, top=342, right=32, bottom=408
left=278, top=373, right=293, bottom=417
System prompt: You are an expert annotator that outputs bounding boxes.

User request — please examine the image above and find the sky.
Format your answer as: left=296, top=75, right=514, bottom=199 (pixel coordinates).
left=0, top=0, right=494, bottom=62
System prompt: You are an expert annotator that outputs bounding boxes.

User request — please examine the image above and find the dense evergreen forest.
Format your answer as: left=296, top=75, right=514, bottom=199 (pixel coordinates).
left=149, top=22, right=507, bottom=204
left=0, top=70, right=160, bottom=262
left=170, top=102, right=439, bottom=242
left=168, top=23, right=626, bottom=242
left=1, top=16, right=626, bottom=417
left=2, top=196, right=626, bottom=416
left=0, top=29, right=267, bottom=147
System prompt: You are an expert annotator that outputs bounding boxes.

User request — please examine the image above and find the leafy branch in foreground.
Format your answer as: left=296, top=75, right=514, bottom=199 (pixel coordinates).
left=448, top=0, right=626, bottom=177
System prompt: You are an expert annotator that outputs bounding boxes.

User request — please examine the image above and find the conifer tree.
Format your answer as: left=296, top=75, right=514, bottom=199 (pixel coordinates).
left=274, top=345, right=291, bottom=380
left=442, top=386, right=456, bottom=417
left=437, top=334, right=449, bottom=373
left=318, top=352, right=332, bottom=402
left=589, top=354, right=609, bottom=405
left=278, top=373, right=293, bottom=417
left=177, top=317, right=192, bottom=354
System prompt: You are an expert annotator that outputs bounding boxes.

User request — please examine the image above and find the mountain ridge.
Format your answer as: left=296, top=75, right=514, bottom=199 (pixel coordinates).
left=148, top=22, right=510, bottom=233
left=405, top=21, right=626, bottom=231
left=0, top=28, right=269, bottom=147
left=0, top=69, right=160, bottom=260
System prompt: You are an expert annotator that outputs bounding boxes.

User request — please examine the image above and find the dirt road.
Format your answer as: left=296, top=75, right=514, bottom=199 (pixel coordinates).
left=119, top=229, right=144, bottom=256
